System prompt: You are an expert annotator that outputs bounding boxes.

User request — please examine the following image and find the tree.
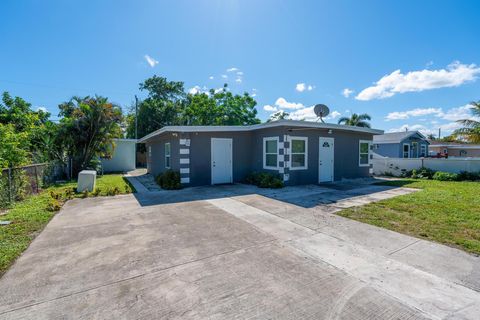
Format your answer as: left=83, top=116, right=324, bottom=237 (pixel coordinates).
left=267, top=110, right=289, bottom=122
left=183, top=85, right=260, bottom=126
left=127, top=76, right=187, bottom=139
left=58, top=96, right=123, bottom=176
left=454, top=101, right=480, bottom=143
left=0, top=92, right=54, bottom=163
left=0, top=124, right=29, bottom=168
left=126, top=77, right=261, bottom=138
left=337, top=113, right=372, bottom=128
left=426, top=133, right=436, bottom=140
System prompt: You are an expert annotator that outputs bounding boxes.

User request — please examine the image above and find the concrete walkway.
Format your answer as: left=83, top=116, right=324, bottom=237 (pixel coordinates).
left=0, top=183, right=478, bottom=319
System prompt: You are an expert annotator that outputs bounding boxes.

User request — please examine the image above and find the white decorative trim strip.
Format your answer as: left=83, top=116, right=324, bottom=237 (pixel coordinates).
left=179, top=139, right=191, bottom=146
left=278, top=167, right=284, bottom=174
left=181, top=177, right=190, bottom=183
left=278, top=142, right=284, bottom=149
left=278, top=154, right=285, bottom=162
left=180, top=148, right=190, bottom=155
left=180, top=158, right=190, bottom=164
left=180, top=168, right=190, bottom=174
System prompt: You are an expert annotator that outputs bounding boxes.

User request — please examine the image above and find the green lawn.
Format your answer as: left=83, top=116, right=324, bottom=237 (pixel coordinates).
left=338, top=179, right=480, bottom=255
left=0, top=174, right=134, bottom=276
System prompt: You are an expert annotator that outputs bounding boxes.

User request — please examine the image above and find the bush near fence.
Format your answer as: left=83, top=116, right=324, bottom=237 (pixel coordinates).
left=0, top=162, right=66, bottom=208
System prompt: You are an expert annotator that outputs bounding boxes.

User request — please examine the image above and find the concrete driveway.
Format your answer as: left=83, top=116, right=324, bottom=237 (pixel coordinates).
left=0, top=182, right=479, bottom=319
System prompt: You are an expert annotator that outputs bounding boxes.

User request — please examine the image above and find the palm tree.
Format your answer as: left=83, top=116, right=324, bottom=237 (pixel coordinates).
left=454, top=101, right=480, bottom=143
left=267, top=110, right=289, bottom=122
left=337, top=113, right=371, bottom=128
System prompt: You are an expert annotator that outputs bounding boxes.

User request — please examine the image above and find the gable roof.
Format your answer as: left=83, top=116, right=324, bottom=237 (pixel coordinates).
left=373, top=131, right=428, bottom=144
left=139, top=119, right=383, bottom=143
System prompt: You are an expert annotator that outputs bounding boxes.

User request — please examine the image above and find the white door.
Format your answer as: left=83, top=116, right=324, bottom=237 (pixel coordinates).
left=211, top=138, right=233, bottom=184
left=319, top=137, right=334, bottom=183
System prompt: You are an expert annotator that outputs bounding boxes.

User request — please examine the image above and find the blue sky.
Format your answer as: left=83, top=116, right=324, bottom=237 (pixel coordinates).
left=1, top=0, right=480, bottom=137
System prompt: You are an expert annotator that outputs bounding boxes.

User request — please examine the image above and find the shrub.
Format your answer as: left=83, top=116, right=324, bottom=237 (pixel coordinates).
left=433, top=171, right=459, bottom=181
left=416, top=167, right=435, bottom=179
left=46, top=198, right=61, bottom=212
left=156, top=170, right=182, bottom=190
left=244, top=172, right=284, bottom=188
left=92, top=188, right=101, bottom=197
left=457, top=171, right=480, bottom=181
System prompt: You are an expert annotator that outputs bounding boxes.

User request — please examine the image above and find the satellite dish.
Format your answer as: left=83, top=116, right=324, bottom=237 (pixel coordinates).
left=314, top=104, right=330, bottom=123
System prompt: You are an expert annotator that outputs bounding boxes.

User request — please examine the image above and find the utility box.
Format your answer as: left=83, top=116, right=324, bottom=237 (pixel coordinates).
left=77, top=170, right=97, bottom=192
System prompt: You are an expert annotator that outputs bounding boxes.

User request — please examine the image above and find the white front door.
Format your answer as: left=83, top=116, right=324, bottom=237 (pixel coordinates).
left=319, top=137, right=334, bottom=183
left=211, top=138, right=233, bottom=184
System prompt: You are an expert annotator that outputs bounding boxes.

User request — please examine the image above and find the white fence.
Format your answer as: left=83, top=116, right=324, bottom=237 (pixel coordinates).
left=372, top=155, right=480, bottom=176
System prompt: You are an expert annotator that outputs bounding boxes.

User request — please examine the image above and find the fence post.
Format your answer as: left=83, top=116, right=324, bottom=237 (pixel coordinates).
left=7, top=168, right=12, bottom=203
left=34, top=165, right=39, bottom=193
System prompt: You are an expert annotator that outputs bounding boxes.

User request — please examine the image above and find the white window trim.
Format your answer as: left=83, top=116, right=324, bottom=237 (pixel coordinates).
left=290, top=137, right=308, bottom=170
left=403, top=143, right=410, bottom=158
left=359, top=140, right=372, bottom=167
left=165, top=142, right=171, bottom=169
left=420, top=144, right=427, bottom=157
left=263, top=136, right=279, bottom=170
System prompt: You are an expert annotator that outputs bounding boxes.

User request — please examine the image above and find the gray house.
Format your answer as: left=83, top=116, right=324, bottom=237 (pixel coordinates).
left=373, top=131, right=429, bottom=158
left=138, top=120, right=383, bottom=187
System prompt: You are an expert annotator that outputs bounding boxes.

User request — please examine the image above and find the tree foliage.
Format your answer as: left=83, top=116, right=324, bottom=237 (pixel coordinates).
left=0, top=92, right=54, bottom=166
left=126, top=76, right=260, bottom=139
left=454, top=101, right=480, bottom=143
left=267, top=110, right=290, bottom=122
left=337, top=113, right=372, bottom=128
left=58, top=96, right=123, bottom=175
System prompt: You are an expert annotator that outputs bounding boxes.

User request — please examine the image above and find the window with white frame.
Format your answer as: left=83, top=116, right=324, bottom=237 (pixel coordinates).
left=165, top=143, right=171, bottom=168
left=359, top=140, right=371, bottom=166
left=290, top=137, right=308, bottom=170
left=263, top=137, right=278, bottom=169
left=420, top=144, right=426, bottom=157
left=403, top=143, right=410, bottom=158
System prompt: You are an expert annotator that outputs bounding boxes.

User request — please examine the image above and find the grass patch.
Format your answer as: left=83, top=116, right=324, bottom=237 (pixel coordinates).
left=0, top=174, right=134, bottom=276
left=337, top=179, right=480, bottom=255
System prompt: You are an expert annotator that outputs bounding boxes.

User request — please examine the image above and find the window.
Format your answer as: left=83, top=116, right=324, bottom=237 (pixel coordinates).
left=165, top=143, right=171, bottom=168
left=359, top=140, right=371, bottom=166
left=290, top=137, right=308, bottom=170
left=263, top=137, right=278, bottom=169
left=420, top=145, right=426, bottom=157
left=403, top=143, right=410, bottom=158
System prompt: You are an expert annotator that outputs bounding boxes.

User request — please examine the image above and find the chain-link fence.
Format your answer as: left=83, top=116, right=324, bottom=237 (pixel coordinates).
left=0, top=162, right=67, bottom=208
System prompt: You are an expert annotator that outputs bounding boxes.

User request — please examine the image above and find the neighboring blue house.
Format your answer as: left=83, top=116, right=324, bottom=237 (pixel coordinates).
left=373, top=131, right=429, bottom=158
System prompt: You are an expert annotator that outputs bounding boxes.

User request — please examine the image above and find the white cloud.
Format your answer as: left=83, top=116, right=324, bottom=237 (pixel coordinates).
left=385, top=104, right=478, bottom=122
left=356, top=61, right=480, bottom=100
left=328, top=111, right=341, bottom=119
left=385, top=108, right=442, bottom=121
left=295, top=83, right=314, bottom=92
left=275, top=97, right=304, bottom=109
left=226, top=67, right=239, bottom=72
left=235, top=77, right=242, bottom=83
left=438, top=104, right=474, bottom=121
left=388, top=124, right=429, bottom=134
left=263, top=105, right=277, bottom=112
left=209, top=76, right=214, bottom=80
left=188, top=86, right=202, bottom=95
left=221, top=74, right=228, bottom=79
left=144, top=54, right=158, bottom=67
left=236, top=71, right=243, bottom=76
left=36, top=106, right=48, bottom=112
left=342, top=88, right=354, bottom=98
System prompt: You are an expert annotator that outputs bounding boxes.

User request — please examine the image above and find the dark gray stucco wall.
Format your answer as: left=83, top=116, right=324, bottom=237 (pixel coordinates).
left=251, top=127, right=373, bottom=185
left=146, top=133, right=180, bottom=177
left=188, top=131, right=254, bottom=186
left=145, top=126, right=375, bottom=186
